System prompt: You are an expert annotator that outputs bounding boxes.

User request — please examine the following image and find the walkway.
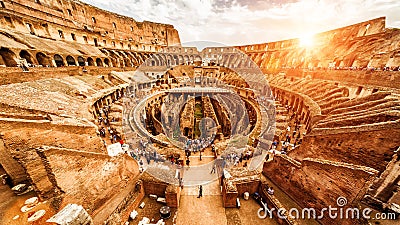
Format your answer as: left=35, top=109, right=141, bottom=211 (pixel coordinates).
left=175, top=180, right=226, bottom=225
left=175, top=179, right=279, bottom=225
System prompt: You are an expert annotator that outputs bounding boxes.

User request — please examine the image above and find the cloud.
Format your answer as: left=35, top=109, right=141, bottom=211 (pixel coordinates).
left=81, top=0, right=400, bottom=46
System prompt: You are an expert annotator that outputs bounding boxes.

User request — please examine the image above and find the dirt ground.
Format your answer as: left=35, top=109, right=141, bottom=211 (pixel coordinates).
left=0, top=183, right=56, bottom=225
left=129, top=196, right=177, bottom=225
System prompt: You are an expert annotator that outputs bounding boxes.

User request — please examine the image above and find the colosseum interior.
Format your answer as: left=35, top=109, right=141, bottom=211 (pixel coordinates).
left=0, top=0, right=399, bottom=225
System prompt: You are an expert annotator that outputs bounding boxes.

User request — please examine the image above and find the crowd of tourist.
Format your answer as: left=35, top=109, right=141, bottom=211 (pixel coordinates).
left=221, top=149, right=253, bottom=168
left=97, top=104, right=124, bottom=145
left=184, top=136, right=214, bottom=153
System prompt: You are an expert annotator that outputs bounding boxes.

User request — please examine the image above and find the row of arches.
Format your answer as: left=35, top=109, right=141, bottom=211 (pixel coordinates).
left=144, top=53, right=258, bottom=68
left=0, top=47, right=151, bottom=68
left=246, top=35, right=400, bottom=70
left=53, top=54, right=111, bottom=67
left=92, top=87, right=126, bottom=118
left=272, top=88, right=313, bottom=132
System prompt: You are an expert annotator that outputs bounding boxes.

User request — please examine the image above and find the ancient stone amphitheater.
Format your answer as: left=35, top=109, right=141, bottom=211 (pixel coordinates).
left=0, top=1, right=399, bottom=225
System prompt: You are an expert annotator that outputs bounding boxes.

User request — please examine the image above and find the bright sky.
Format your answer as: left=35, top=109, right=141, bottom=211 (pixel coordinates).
left=81, top=0, right=400, bottom=47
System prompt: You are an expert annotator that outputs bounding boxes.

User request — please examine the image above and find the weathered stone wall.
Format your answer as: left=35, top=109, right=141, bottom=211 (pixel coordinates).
left=0, top=120, right=105, bottom=153
left=286, top=69, right=400, bottom=89
left=263, top=155, right=378, bottom=225
left=222, top=180, right=238, bottom=208
left=0, top=66, right=135, bottom=85
left=235, top=180, right=260, bottom=196
left=0, top=117, right=108, bottom=189
left=43, top=147, right=139, bottom=213
left=141, top=172, right=168, bottom=197
left=0, top=0, right=181, bottom=70
left=0, top=136, right=27, bottom=185
left=290, top=126, right=400, bottom=173
left=0, top=0, right=180, bottom=49
left=103, top=180, right=145, bottom=225
left=11, top=148, right=63, bottom=200
left=236, top=17, right=400, bottom=72
left=165, top=184, right=181, bottom=208
left=258, top=183, right=295, bottom=225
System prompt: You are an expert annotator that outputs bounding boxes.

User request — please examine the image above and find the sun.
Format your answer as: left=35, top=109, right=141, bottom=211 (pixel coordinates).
left=299, top=34, right=314, bottom=47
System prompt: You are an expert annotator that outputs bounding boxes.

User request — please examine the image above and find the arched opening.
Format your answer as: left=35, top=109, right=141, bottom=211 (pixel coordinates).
left=104, top=58, right=110, bottom=67
left=0, top=47, right=18, bottom=67
left=66, top=55, right=76, bottom=66
left=110, top=57, right=118, bottom=67
left=124, top=58, right=131, bottom=67
left=77, top=56, right=85, bottom=66
left=96, top=58, right=103, bottom=67
left=87, top=57, right=95, bottom=66
left=36, top=52, right=51, bottom=67
left=19, top=50, right=35, bottom=65
left=54, top=54, right=64, bottom=67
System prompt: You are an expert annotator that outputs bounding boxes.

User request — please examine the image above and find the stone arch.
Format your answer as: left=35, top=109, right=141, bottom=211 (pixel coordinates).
left=128, top=52, right=139, bottom=66
left=123, top=58, right=131, bottom=67
left=109, top=51, right=121, bottom=67
left=342, top=87, right=350, bottom=97
left=143, top=53, right=151, bottom=61
left=0, top=47, right=18, bottom=67
left=54, top=54, right=64, bottom=67
left=96, top=58, right=103, bottom=67
left=36, top=52, right=52, bottom=67
left=87, top=57, right=95, bottom=66
left=109, top=57, right=118, bottom=67
left=66, top=55, right=76, bottom=66
left=140, top=53, right=148, bottom=64
left=159, top=54, right=167, bottom=66
left=135, top=52, right=145, bottom=65
left=166, top=54, right=173, bottom=66
left=100, top=49, right=109, bottom=56
left=19, top=50, right=35, bottom=65
left=77, top=56, right=85, bottom=66
left=152, top=54, right=163, bottom=66
left=104, top=58, right=110, bottom=67
left=183, top=55, right=189, bottom=65
left=178, top=55, right=184, bottom=65
left=125, top=53, right=135, bottom=66
left=194, top=55, right=202, bottom=62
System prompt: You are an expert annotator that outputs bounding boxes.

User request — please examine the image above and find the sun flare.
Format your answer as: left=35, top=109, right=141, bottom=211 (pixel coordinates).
left=299, top=34, right=314, bottom=47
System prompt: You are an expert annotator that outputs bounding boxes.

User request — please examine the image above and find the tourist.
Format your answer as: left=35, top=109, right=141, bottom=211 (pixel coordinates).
left=109, top=135, right=113, bottom=143
left=210, top=163, right=216, bottom=174
left=197, top=185, right=203, bottom=198
left=186, top=158, right=190, bottom=167
left=285, top=134, right=291, bottom=143
left=139, top=159, right=143, bottom=167
left=179, top=178, right=183, bottom=187
left=267, top=187, right=274, bottom=195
